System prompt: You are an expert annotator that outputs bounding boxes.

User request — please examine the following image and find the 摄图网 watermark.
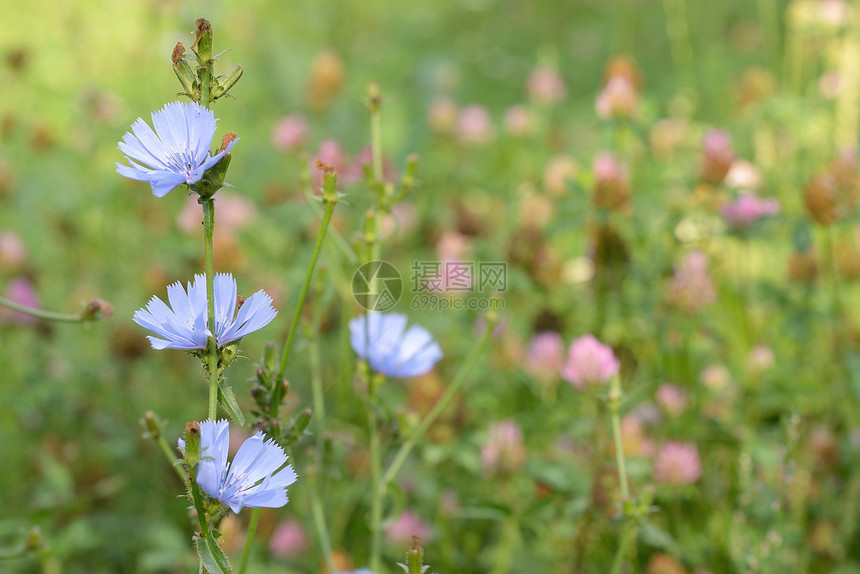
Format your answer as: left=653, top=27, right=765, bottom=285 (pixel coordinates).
left=352, top=260, right=506, bottom=311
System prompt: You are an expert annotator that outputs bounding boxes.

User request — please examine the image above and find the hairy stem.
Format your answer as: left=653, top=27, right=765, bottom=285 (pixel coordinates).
left=272, top=199, right=336, bottom=411
left=202, top=199, right=219, bottom=421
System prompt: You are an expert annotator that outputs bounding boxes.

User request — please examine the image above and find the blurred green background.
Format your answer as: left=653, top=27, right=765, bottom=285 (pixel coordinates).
left=5, top=0, right=860, bottom=572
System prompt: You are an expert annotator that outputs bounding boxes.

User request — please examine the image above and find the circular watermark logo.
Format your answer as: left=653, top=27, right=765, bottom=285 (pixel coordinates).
left=352, top=260, right=403, bottom=311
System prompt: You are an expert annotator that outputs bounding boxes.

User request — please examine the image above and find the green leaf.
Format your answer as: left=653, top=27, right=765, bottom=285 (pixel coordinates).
left=639, top=520, right=680, bottom=554
left=194, top=533, right=233, bottom=573
left=217, top=381, right=245, bottom=426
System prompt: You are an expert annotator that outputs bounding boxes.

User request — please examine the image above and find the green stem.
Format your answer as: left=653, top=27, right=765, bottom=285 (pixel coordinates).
left=309, top=320, right=335, bottom=573
left=369, top=84, right=383, bottom=185
left=149, top=422, right=208, bottom=537
left=153, top=432, right=190, bottom=486
left=199, top=64, right=212, bottom=109
left=380, top=321, right=495, bottom=489
left=0, top=295, right=86, bottom=323
left=302, top=187, right=358, bottom=265
left=489, top=516, right=519, bottom=574
left=826, top=227, right=844, bottom=352
left=662, top=0, right=694, bottom=86
left=369, top=387, right=383, bottom=573
left=608, top=374, right=630, bottom=501
left=756, top=0, right=780, bottom=72
left=609, top=519, right=636, bottom=574
left=272, top=199, right=337, bottom=412
left=202, top=199, right=219, bottom=421
left=237, top=507, right=260, bottom=574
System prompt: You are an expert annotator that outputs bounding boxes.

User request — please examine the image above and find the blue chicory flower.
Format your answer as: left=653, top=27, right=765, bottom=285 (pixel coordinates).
left=133, top=273, right=277, bottom=350
left=116, top=101, right=237, bottom=198
left=181, top=419, right=297, bottom=513
left=348, top=312, right=443, bottom=378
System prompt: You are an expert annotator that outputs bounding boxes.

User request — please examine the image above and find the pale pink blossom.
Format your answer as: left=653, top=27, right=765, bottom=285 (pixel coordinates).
left=701, top=130, right=734, bottom=184
left=653, top=441, right=702, bottom=485
left=700, top=364, right=733, bottom=392
left=271, top=114, right=308, bottom=151
left=428, top=96, right=458, bottom=134
left=655, top=384, right=689, bottom=417
left=456, top=105, right=493, bottom=144
left=560, top=334, right=620, bottom=389
left=527, top=66, right=567, bottom=104
left=436, top=230, right=470, bottom=262
left=269, top=520, right=308, bottom=558
left=721, top=194, right=780, bottom=228
left=525, top=331, right=565, bottom=384
left=666, top=251, right=716, bottom=313
left=481, top=420, right=527, bottom=474
left=384, top=510, right=432, bottom=546
left=0, top=230, right=27, bottom=271
left=747, top=345, right=775, bottom=373
left=595, top=76, right=638, bottom=120
left=503, top=105, right=531, bottom=136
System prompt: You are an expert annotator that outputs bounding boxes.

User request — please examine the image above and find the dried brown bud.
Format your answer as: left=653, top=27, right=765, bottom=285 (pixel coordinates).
left=787, top=249, right=819, bottom=283
left=315, top=159, right=334, bottom=174
left=219, top=132, right=238, bottom=153
left=603, top=55, right=643, bottom=91
left=307, top=51, right=345, bottom=110
left=172, top=42, right=186, bottom=67
left=804, top=174, right=837, bottom=226
left=84, top=298, right=113, bottom=321
left=185, top=421, right=200, bottom=438
left=236, top=294, right=246, bottom=310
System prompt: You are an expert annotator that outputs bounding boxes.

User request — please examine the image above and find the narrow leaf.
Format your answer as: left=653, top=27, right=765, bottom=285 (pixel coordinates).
left=217, top=381, right=245, bottom=426
left=194, top=533, right=233, bottom=573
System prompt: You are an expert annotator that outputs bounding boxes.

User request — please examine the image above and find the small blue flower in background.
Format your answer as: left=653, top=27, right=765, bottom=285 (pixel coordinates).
left=334, top=570, right=375, bottom=574
left=116, top=101, right=237, bottom=198
left=349, top=312, right=443, bottom=378
left=180, top=419, right=297, bottom=513
left=133, top=273, right=277, bottom=350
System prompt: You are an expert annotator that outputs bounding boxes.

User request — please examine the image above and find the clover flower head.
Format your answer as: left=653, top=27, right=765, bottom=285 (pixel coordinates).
left=524, top=331, right=565, bottom=383
left=133, top=273, right=277, bottom=350
left=721, top=194, right=780, bottom=228
left=181, top=419, right=297, bottom=513
left=653, top=441, right=702, bottom=485
left=348, top=312, right=442, bottom=378
left=116, top=101, right=237, bottom=197
left=560, top=334, right=619, bottom=389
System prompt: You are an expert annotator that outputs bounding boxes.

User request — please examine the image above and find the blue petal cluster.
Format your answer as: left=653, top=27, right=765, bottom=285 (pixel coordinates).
left=133, top=273, right=277, bottom=350
left=182, top=419, right=297, bottom=513
left=348, top=312, right=443, bottom=378
left=116, top=101, right=237, bottom=197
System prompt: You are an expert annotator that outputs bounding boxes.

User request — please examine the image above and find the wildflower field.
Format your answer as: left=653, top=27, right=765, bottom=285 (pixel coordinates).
left=2, top=0, right=860, bottom=572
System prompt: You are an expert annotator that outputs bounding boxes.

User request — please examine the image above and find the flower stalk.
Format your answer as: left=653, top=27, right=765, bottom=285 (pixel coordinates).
left=608, top=373, right=629, bottom=501
left=201, top=198, right=219, bottom=420
left=307, top=319, right=336, bottom=573
left=271, top=167, right=339, bottom=416
left=0, top=295, right=111, bottom=323
left=381, top=313, right=496, bottom=489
